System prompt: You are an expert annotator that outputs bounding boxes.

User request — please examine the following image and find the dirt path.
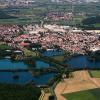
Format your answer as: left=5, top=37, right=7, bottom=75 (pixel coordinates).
left=43, top=93, right=51, bottom=100
left=55, top=81, right=67, bottom=100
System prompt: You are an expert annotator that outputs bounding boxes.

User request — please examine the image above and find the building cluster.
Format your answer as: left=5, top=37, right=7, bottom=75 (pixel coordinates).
left=0, top=24, right=100, bottom=54
left=0, top=0, right=35, bottom=7
left=0, top=25, right=19, bottom=42
left=47, top=12, right=73, bottom=21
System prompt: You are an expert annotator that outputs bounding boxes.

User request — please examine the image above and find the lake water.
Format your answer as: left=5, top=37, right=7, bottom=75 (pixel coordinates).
left=0, top=72, right=56, bottom=85
left=43, top=50, right=64, bottom=57
left=66, top=55, right=100, bottom=69
left=0, top=59, right=28, bottom=70
left=0, top=72, right=32, bottom=84
left=36, top=60, right=51, bottom=69
left=0, top=59, right=51, bottom=70
left=0, top=59, right=55, bottom=85
left=32, top=73, right=57, bottom=85
left=0, top=50, right=66, bottom=85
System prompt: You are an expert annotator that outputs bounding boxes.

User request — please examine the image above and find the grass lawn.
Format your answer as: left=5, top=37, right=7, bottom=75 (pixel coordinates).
left=51, top=55, right=65, bottom=62
left=89, top=71, right=100, bottom=78
left=0, top=18, right=33, bottom=25
left=23, top=48, right=38, bottom=57
left=93, top=23, right=100, bottom=27
left=62, top=88, right=100, bottom=100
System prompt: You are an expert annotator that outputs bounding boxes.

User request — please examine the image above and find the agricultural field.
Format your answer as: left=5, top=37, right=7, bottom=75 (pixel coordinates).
left=93, top=23, right=100, bottom=28
left=0, top=8, right=44, bottom=24
left=0, top=3, right=95, bottom=25
left=80, top=15, right=100, bottom=29
left=89, top=71, right=100, bottom=78
left=0, top=2, right=100, bottom=25
left=62, top=88, right=100, bottom=100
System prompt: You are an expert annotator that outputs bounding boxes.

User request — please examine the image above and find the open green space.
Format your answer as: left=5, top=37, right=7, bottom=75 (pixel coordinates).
left=89, top=71, right=100, bottom=78
left=51, top=55, right=65, bottom=62
left=0, top=8, right=45, bottom=24
left=23, top=48, right=38, bottom=57
left=0, top=44, right=13, bottom=58
left=80, top=15, right=100, bottom=29
left=0, top=84, right=41, bottom=100
left=93, top=23, right=100, bottom=27
left=62, top=88, right=100, bottom=100
left=0, top=3, right=94, bottom=25
left=0, top=18, right=33, bottom=25
left=0, top=10, right=17, bottom=19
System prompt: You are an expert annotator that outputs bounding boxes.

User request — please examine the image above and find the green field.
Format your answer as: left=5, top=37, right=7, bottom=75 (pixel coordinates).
left=51, top=55, right=65, bottom=62
left=0, top=4, right=85, bottom=25
left=0, top=7, right=46, bottom=25
left=0, top=18, right=32, bottom=25
left=94, top=23, right=100, bottom=27
left=89, top=71, right=100, bottom=78
left=62, top=88, right=100, bottom=100
left=0, top=2, right=100, bottom=25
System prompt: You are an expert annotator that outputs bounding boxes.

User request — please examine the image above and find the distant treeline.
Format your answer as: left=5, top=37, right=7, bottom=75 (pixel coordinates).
left=79, top=15, right=100, bottom=30
left=82, top=15, right=100, bottom=25
left=0, top=10, right=17, bottom=19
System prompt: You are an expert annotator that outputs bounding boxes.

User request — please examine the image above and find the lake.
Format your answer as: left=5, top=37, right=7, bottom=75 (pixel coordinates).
left=36, top=60, right=51, bottom=69
left=0, top=49, right=67, bottom=86
left=66, top=55, right=100, bottom=69
left=0, top=59, right=27, bottom=70
left=0, top=59, right=51, bottom=70
left=0, top=72, right=56, bottom=85
left=0, top=59, right=56, bottom=85
left=43, top=50, right=64, bottom=57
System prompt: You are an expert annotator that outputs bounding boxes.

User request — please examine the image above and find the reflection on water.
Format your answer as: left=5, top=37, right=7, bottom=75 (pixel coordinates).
left=66, top=55, right=100, bottom=69
left=0, top=72, right=56, bottom=85
left=36, top=60, right=50, bottom=69
left=0, top=59, right=28, bottom=70
left=43, top=50, right=64, bottom=57
left=32, top=73, right=57, bottom=85
left=0, top=58, right=56, bottom=85
left=0, top=59, right=51, bottom=70
left=0, top=72, right=33, bottom=84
